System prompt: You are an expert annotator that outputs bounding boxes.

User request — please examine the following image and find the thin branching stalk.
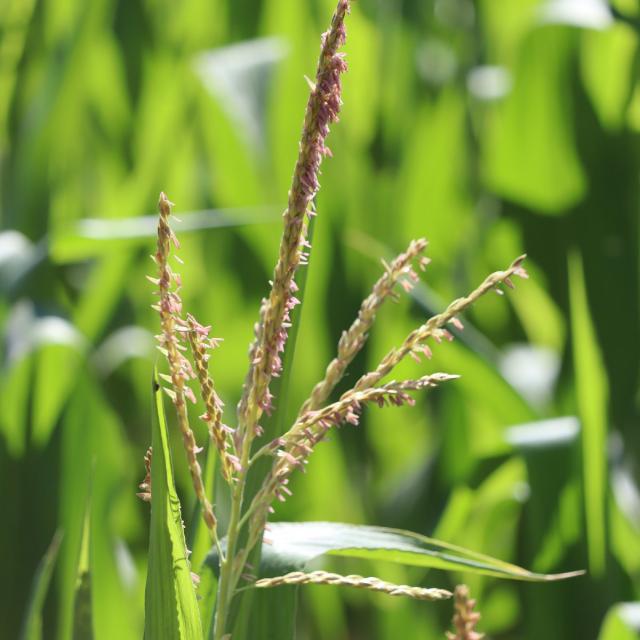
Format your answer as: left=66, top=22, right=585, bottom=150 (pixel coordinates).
left=255, top=571, right=452, bottom=602
left=299, top=238, right=429, bottom=414
left=152, top=193, right=219, bottom=547
left=355, top=255, right=529, bottom=391
left=242, top=374, right=457, bottom=550
left=149, top=4, right=532, bottom=638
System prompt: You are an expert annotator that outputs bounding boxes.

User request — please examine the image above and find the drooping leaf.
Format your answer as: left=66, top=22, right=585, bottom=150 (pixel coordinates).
left=569, top=250, right=609, bottom=577
left=143, top=372, right=203, bottom=640
left=207, top=521, right=583, bottom=583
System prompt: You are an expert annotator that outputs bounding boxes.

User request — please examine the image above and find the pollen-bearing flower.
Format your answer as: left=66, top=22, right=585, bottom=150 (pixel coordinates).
left=236, top=0, right=351, bottom=451
left=150, top=193, right=219, bottom=544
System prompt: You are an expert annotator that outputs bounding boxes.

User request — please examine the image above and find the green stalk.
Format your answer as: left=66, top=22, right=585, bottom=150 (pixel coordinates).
left=213, top=479, right=243, bottom=640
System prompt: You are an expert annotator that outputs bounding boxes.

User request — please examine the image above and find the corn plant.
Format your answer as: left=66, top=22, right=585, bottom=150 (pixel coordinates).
left=143, top=2, right=582, bottom=638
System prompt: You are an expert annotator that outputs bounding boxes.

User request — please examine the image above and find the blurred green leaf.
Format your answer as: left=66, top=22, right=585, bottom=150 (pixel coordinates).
left=20, top=531, right=62, bottom=640
left=581, top=22, right=637, bottom=130
left=51, top=207, right=279, bottom=263
left=33, top=343, right=83, bottom=447
left=484, top=26, right=585, bottom=212
left=57, top=380, right=94, bottom=640
left=73, top=506, right=93, bottom=640
left=0, top=351, right=32, bottom=457
left=598, top=602, right=640, bottom=640
left=540, top=0, right=614, bottom=29
left=506, top=416, right=579, bottom=450
left=569, top=250, right=609, bottom=577
left=195, top=38, right=288, bottom=153
left=144, top=372, right=203, bottom=640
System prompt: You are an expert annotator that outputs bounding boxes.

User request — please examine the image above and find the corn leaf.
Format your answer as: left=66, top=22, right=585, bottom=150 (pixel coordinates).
left=569, top=250, right=609, bottom=577
left=221, top=522, right=584, bottom=583
left=143, top=372, right=203, bottom=640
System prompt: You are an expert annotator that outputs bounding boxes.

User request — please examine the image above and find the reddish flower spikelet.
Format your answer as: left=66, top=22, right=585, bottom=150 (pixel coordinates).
left=152, top=193, right=218, bottom=542
left=236, top=0, right=351, bottom=450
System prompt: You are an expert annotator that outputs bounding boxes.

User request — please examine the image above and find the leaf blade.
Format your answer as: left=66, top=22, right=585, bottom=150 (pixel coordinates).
left=143, top=372, right=203, bottom=640
left=256, top=521, right=583, bottom=583
left=569, top=250, right=609, bottom=577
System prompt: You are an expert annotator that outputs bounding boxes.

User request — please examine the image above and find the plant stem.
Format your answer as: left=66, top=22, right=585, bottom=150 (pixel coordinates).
left=212, top=479, right=243, bottom=640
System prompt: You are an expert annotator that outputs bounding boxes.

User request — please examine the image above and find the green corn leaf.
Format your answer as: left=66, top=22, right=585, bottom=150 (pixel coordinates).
left=143, top=372, right=203, bottom=640
left=20, top=531, right=63, bottom=640
left=207, top=522, right=583, bottom=583
left=569, top=250, right=609, bottom=578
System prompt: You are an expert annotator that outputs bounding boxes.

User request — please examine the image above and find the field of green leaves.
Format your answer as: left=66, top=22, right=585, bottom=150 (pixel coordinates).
left=1, top=0, right=639, bottom=638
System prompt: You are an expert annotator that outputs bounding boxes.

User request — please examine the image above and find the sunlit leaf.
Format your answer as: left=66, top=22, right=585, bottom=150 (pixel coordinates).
left=207, top=521, right=582, bottom=583
left=144, top=372, right=203, bottom=640
left=581, top=22, right=637, bottom=129
left=506, top=416, right=580, bottom=450
left=483, top=26, right=585, bottom=212
left=540, top=0, right=614, bottom=30
left=569, top=250, right=609, bottom=577
left=195, top=38, right=288, bottom=153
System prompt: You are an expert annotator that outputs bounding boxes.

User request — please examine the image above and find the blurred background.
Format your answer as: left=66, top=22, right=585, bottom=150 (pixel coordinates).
left=1, top=0, right=639, bottom=638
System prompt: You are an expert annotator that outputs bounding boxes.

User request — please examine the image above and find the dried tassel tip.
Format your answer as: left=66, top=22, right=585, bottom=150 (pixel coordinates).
left=446, top=584, right=485, bottom=640
left=255, top=571, right=452, bottom=602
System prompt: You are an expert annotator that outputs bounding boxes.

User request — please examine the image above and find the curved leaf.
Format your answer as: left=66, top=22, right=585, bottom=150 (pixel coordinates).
left=252, top=522, right=583, bottom=582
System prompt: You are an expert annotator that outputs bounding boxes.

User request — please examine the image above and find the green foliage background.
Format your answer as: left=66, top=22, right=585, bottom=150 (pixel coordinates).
left=1, top=0, right=639, bottom=638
